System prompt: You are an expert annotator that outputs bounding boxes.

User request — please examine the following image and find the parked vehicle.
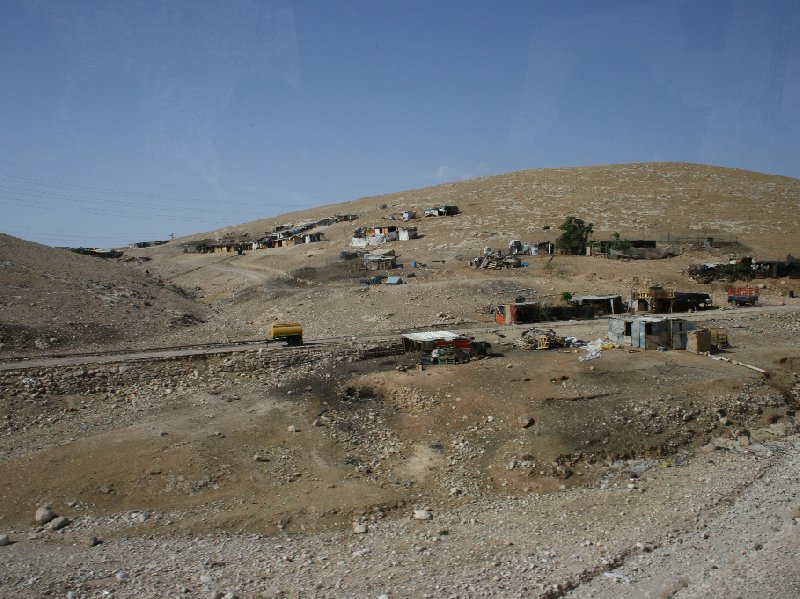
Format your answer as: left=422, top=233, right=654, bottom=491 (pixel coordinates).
left=270, top=322, right=303, bottom=345
left=726, top=286, right=759, bottom=306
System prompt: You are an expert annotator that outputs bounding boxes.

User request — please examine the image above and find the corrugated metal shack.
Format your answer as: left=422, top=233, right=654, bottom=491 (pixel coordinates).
left=362, top=252, right=397, bottom=271
left=401, top=331, right=473, bottom=365
left=630, top=287, right=675, bottom=313
left=608, top=317, right=697, bottom=350
left=423, top=205, right=460, bottom=217
left=494, top=302, right=595, bottom=325
left=571, top=294, right=624, bottom=315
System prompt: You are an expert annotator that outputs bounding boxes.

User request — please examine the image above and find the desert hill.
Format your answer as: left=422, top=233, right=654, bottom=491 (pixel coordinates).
left=187, top=162, right=800, bottom=254
left=127, top=162, right=800, bottom=343
left=0, top=234, right=212, bottom=354
left=3, top=162, right=799, bottom=354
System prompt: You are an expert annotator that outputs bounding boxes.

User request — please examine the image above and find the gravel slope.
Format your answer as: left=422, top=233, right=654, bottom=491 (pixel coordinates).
left=1, top=432, right=797, bottom=598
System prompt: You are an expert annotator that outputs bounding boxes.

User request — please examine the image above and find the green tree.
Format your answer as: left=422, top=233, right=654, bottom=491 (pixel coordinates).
left=608, top=231, right=632, bottom=251
left=556, top=216, right=594, bottom=255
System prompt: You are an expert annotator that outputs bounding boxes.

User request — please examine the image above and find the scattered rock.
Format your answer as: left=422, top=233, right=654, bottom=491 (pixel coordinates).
left=287, top=425, right=299, bottom=433
left=518, top=415, right=535, bottom=428
left=352, top=523, right=369, bottom=534
left=413, top=510, right=433, bottom=521
left=48, top=516, right=71, bottom=531
left=35, top=505, right=56, bottom=524
left=0, top=534, right=10, bottom=546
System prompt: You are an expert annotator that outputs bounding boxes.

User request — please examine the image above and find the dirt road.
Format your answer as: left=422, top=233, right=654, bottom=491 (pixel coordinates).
left=3, top=304, right=795, bottom=373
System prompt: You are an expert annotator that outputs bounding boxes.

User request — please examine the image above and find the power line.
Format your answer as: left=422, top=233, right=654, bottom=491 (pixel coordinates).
left=0, top=172, right=301, bottom=210
left=0, top=195, right=216, bottom=222
left=0, top=159, right=283, bottom=200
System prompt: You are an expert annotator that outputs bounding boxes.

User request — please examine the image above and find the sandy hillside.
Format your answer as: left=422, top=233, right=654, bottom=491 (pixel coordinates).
left=4, top=162, right=800, bottom=355
left=0, top=234, right=216, bottom=355
left=123, top=162, right=800, bottom=344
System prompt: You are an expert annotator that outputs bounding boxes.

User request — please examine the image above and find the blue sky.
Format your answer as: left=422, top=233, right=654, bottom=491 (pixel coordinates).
left=2, top=0, right=798, bottom=247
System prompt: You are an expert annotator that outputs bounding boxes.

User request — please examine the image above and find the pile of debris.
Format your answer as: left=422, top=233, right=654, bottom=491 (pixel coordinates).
left=516, top=328, right=565, bottom=350
left=471, top=248, right=526, bottom=269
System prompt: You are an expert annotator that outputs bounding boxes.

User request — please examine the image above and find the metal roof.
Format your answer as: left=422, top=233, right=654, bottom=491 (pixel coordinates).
left=573, top=294, right=621, bottom=301
left=401, top=330, right=465, bottom=342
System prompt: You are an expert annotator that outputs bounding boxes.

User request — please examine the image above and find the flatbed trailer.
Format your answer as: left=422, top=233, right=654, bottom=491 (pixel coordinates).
left=726, top=286, right=759, bottom=306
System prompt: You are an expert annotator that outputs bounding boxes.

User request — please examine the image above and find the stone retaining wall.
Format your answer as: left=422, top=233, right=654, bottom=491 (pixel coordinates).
left=0, top=342, right=405, bottom=398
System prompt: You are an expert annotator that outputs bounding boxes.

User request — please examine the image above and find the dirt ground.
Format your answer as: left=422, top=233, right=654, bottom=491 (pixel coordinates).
left=1, top=163, right=799, bottom=597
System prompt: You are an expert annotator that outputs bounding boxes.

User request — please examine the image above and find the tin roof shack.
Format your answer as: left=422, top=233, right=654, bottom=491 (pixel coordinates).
left=687, top=257, right=755, bottom=284
left=589, top=239, right=669, bottom=260
left=495, top=302, right=549, bottom=325
left=613, top=316, right=697, bottom=350
left=292, top=231, right=325, bottom=244
left=528, top=241, right=555, bottom=256
left=398, top=227, right=418, bottom=241
left=672, top=292, right=714, bottom=312
left=69, top=247, right=124, bottom=259
left=571, top=295, right=624, bottom=315
left=206, top=240, right=243, bottom=253
left=401, top=210, right=417, bottom=221
left=181, top=239, right=213, bottom=253
left=630, top=286, right=675, bottom=313
left=424, top=205, right=460, bottom=217
left=752, top=257, right=800, bottom=278
left=352, top=225, right=399, bottom=247
left=362, top=251, right=398, bottom=271
left=607, top=318, right=633, bottom=345
left=401, top=331, right=484, bottom=365
left=495, top=301, right=597, bottom=325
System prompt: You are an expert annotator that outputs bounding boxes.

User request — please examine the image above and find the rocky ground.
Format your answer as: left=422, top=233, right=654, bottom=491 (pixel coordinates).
left=2, top=163, right=799, bottom=597
left=0, top=423, right=797, bottom=598
left=1, top=306, right=798, bottom=597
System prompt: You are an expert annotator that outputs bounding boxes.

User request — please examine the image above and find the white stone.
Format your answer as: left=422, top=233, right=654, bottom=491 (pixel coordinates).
left=35, top=505, right=56, bottom=524
left=48, top=516, right=71, bottom=531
